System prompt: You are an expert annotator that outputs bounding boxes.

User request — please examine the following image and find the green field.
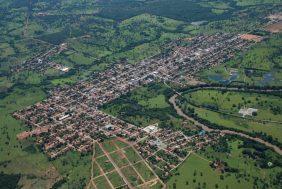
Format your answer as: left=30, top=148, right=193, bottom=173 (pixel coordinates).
left=0, top=86, right=93, bottom=188
left=101, top=83, right=181, bottom=127
left=93, top=176, right=112, bottom=189
left=180, top=89, right=282, bottom=142
left=102, top=140, right=118, bottom=153
left=167, top=138, right=282, bottom=189
left=235, top=0, right=282, bottom=6
left=107, top=171, right=126, bottom=188
left=110, top=151, right=130, bottom=167
left=96, top=155, right=115, bottom=173
left=121, top=166, right=143, bottom=186
left=185, top=89, right=282, bottom=122
left=134, top=161, right=156, bottom=181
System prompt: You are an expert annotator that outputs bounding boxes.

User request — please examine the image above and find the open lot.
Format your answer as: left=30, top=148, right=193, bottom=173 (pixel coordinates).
left=265, top=21, right=282, bottom=33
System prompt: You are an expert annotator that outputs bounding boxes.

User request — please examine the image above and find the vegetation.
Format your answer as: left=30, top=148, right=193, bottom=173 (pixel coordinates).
left=1, top=0, right=281, bottom=188
left=199, top=34, right=282, bottom=87
left=179, top=89, right=282, bottom=144
left=101, top=83, right=181, bottom=128
left=167, top=137, right=282, bottom=189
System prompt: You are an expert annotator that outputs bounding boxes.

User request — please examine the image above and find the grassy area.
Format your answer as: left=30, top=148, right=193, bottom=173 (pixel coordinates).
left=181, top=89, right=282, bottom=142
left=0, top=87, right=60, bottom=188
left=92, top=138, right=158, bottom=188
left=115, top=140, right=129, bottom=149
left=185, top=89, right=282, bottom=122
left=0, top=87, right=93, bottom=188
left=92, top=161, right=101, bottom=178
left=101, top=83, right=181, bottom=127
left=124, top=147, right=142, bottom=164
left=110, top=151, right=130, bottom=167
left=134, top=161, right=156, bottom=181
left=167, top=139, right=282, bottom=189
left=0, top=87, right=46, bottom=161
left=102, top=140, right=118, bottom=153
left=107, top=171, right=126, bottom=188
left=93, top=176, right=112, bottom=189
left=0, top=77, right=13, bottom=92
left=138, top=94, right=169, bottom=109
left=96, top=156, right=115, bottom=173
left=198, top=34, right=282, bottom=86
left=94, top=143, right=104, bottom=158
left=52, top=151, right=92, bottom=189
left=121, top=166, right=143, bottom=186
left=235, top=0, right=282, bottom=6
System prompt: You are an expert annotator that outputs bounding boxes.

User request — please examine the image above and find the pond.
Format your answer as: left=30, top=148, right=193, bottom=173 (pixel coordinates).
left=208, top=72, right=239, bottom=84
left=260, top=72, right=274, bottom=85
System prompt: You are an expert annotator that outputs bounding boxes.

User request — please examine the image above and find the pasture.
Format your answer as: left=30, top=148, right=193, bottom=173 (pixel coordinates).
left=167, top=139, right=281, bottom=189
left=181, top=89, right=282, bottom=142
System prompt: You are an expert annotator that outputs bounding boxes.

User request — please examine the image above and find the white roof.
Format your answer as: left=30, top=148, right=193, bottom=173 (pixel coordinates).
left=143, top=124, right=159, bottom=134
left=239, top=108, right=258, bottom=117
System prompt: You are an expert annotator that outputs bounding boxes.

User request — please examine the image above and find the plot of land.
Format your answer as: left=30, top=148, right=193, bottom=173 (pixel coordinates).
left=266, top=21, right=282, bottom=33
left=89, top=139, right=163, bottom=189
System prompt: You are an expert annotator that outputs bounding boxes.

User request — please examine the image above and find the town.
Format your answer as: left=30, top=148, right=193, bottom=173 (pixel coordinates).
left=13, top=33, right=255, bottom=181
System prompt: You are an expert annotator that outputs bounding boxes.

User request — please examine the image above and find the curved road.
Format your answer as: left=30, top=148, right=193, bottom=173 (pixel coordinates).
left=169, top=94, right=282, bottom=155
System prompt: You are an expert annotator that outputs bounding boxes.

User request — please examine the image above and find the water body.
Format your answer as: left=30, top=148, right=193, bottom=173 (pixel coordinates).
left=261, top=72, right=274, bottom=85
left=208, top=72, right=239, bottom=84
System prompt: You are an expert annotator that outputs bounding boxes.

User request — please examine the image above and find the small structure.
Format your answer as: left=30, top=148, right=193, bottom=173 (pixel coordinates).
left=143, top=123, right=159, bottom=134
left=191, top=20, right=207, bottom=26
left=59, top=114, right=70, bottom=121
left=199, top=130, right=206, bottom=136
left=229, top=68, right=238, bottom=76
left=104, top=124, right=114, bottom=131
left=149, top=138, right=167, bottom=149
left=239, top=108, right=258, bottom=117
left=59, top=66, right=69, bottom=72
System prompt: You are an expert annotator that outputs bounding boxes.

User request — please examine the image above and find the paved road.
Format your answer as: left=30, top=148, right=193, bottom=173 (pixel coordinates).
left=169, top=94, right=282, bottom=155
